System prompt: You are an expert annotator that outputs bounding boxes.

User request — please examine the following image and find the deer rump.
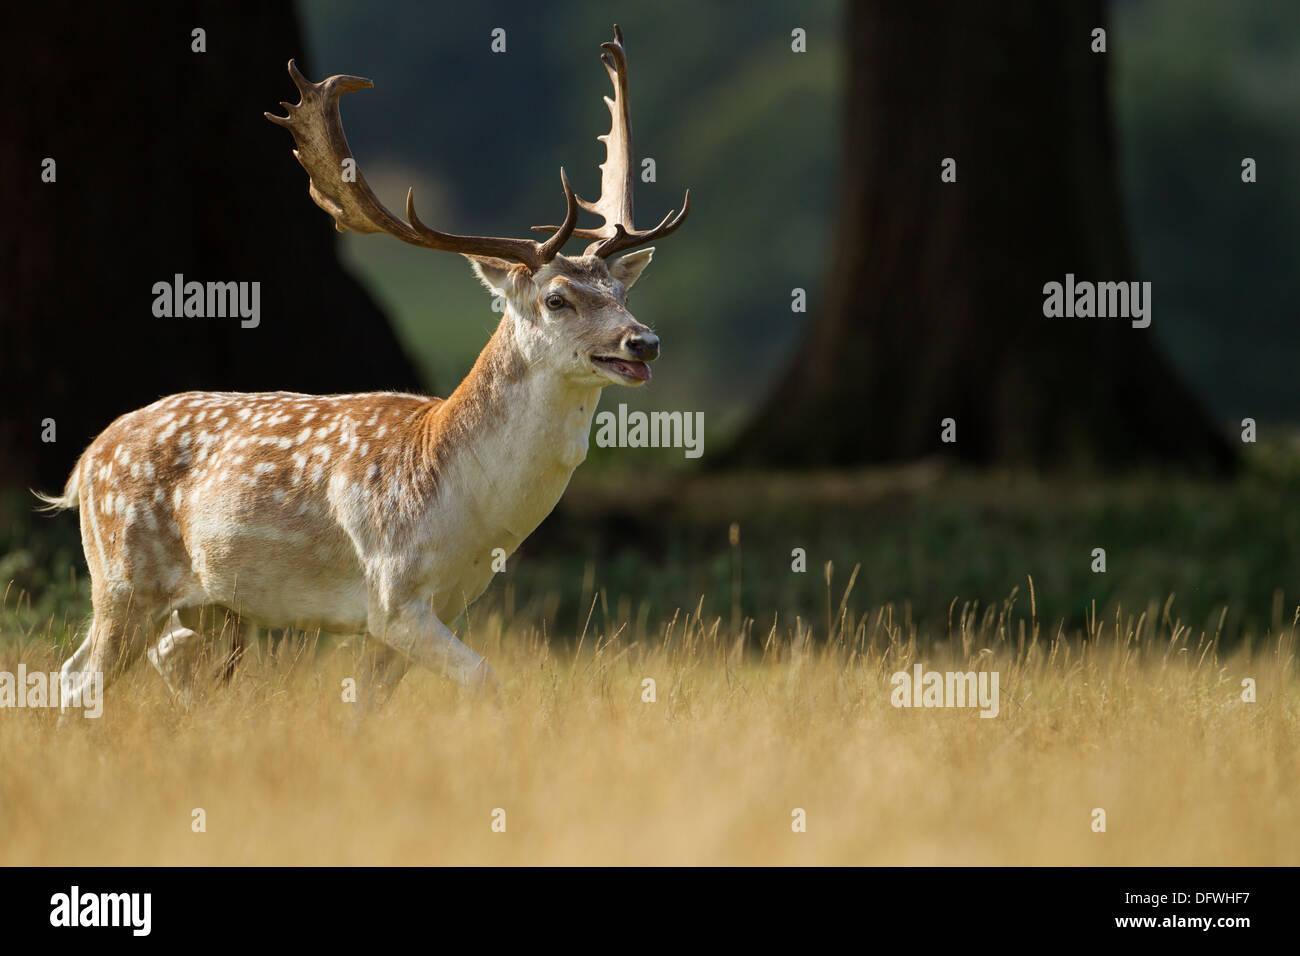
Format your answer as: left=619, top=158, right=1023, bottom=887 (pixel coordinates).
left=49, top=390, right=449, bottom=633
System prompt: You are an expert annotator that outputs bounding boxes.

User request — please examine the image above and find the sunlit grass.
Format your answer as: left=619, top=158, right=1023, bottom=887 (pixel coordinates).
left=1, top=575, right=1295, bottom=865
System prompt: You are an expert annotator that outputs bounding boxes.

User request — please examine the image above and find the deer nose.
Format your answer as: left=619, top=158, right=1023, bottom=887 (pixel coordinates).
left=625, top=331, right=660, bottom=361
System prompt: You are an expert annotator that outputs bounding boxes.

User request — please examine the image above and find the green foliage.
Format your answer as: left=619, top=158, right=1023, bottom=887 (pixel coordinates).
left=485, top=454, right=1300, bottom=649
left=1114, top=0, right=1300, bottom=425
left=0, top=491, right=91, bottom=646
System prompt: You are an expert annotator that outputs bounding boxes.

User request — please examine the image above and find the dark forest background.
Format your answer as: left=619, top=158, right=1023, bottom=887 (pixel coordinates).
left=2, top=0, right=1298, bottom=645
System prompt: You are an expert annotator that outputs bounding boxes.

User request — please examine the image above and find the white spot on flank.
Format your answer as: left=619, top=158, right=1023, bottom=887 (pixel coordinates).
left=253, top=462, right=276, bottom=476
left=144, top=461, right=155, bottom=480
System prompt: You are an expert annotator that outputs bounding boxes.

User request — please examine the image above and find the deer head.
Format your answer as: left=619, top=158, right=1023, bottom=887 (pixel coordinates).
left=265, top=24, right=689, bottom=389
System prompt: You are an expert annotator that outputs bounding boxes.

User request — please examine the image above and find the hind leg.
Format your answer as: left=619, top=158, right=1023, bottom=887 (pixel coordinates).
left=61, top=595, right=168, bottom=716
left=60, top=628, right=94, bottom=685
left=57, top=626, right=96, bottom=723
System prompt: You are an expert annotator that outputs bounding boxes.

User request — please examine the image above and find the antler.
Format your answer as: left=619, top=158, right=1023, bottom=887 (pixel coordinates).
left=533, top=25, right=690, bottom=258
left=266, top=60, right=578, bottom=272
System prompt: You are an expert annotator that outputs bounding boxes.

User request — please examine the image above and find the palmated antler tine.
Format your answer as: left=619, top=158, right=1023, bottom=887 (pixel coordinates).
left=266, top=59, right=578, bottom=270
left=529, top=26, right=689, bottom=258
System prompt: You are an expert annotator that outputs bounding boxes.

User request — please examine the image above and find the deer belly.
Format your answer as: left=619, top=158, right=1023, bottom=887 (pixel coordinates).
left=186, top=516, right=369, bottom=632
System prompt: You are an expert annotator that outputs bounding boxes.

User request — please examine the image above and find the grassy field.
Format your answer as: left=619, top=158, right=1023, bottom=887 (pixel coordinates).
left=1, top=461, right=1297, bottom=865
left=0, top=571, right=1296, bottom=865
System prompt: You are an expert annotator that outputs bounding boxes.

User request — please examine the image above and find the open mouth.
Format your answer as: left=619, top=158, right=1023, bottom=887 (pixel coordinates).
left=591, top=355, right=652, bottom=383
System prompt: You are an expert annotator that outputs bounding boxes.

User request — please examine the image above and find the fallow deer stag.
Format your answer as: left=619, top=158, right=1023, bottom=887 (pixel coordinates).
left=39, top=25, right=688, bottom=711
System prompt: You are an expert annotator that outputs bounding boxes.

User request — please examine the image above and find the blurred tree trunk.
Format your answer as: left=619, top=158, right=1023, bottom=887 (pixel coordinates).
left=725, top=0, right=1235, bottom=473
left=1, top=2, right=425, bottom=494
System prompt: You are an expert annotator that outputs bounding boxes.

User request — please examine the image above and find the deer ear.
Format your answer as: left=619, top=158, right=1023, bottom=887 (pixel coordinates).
left=608, top=248, right=654, bottom=290
left=466, top=255, right=533, bottom=297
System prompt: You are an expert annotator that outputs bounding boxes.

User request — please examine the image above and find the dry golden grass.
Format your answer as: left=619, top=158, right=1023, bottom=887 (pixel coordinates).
left=1, top=589, right=1296, bottom=866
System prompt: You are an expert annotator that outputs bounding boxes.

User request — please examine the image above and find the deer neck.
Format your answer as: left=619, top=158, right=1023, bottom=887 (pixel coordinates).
left=422, top=316, right=601, bottom=540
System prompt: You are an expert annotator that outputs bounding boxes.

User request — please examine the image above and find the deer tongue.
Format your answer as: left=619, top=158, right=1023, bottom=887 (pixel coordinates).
left=597, top=357, right=651, bottom=381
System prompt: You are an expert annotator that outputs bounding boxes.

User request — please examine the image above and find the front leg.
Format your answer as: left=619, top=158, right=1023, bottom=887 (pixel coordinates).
left=357, top=641, right=412, bottom=712
left=369, top=597, right=498, bottom=692
left=146, top=613, right=202, bottom=710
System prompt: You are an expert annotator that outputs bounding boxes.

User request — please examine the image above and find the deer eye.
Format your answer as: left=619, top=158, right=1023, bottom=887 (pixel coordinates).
left=545, top=294, right=567, bottom=311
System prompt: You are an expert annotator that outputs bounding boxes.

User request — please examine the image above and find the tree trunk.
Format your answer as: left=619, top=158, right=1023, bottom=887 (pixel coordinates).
left=724, top=0, right=1235, bottom=474
left=1, top=2, right=425, bottom=493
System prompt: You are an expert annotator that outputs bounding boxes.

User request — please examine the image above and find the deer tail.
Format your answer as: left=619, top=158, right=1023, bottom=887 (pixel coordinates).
left=32, top=461, right=82, bottom=513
